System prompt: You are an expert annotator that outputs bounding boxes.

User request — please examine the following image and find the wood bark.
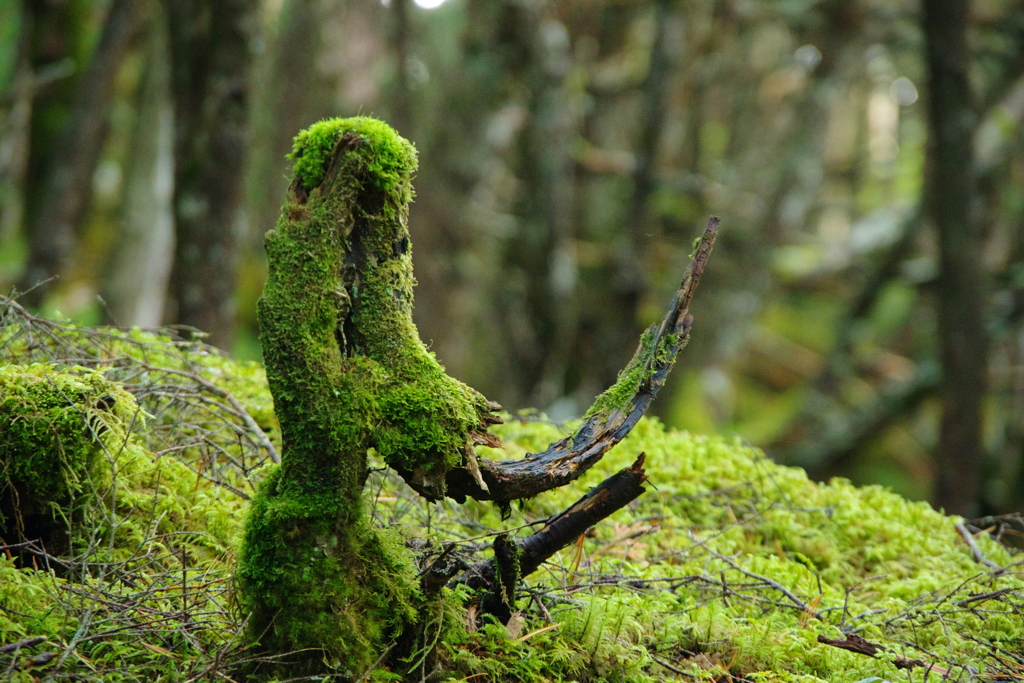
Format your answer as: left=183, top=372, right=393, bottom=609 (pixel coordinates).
left=460, top=453, right=649, bottom=597
left=923, top=0, right=986, bottom=516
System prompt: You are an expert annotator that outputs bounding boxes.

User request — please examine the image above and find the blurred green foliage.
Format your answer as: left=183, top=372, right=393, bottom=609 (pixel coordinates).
left=2, top=0, right=1023, bottom=514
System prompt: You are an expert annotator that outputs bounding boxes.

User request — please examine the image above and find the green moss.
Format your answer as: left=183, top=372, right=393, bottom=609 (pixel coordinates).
left=240, top=117, right=475, bottom=673
left=433, top=417, right=1023, bottom=682
left=0, top=365, right=135, bottom=550
left=237, top=468, right=419, bottom=675
left=0, top=362, right=249, bottom=680
left=586, top=331, right=679, bottom=420
left=289, top=116, right=418, bottom=194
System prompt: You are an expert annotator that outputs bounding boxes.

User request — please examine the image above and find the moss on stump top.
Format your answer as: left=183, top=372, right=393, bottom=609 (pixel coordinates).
left=288, top=116, right=418, bottom=195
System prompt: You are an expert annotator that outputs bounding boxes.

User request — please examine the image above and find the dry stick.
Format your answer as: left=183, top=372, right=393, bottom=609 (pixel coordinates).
left=954, top=522, right=1004, bottom=572
left=0, top=637, right=46, bottom=654
left=455, top=453, right=650, bottom=593
left=444, top=216, right=719, bottom=504
left=816, top=635, right=941, bottom=674
left=648, top=653, right=698, bottom=678
left=708, top=550, right=822, bottom=619
left=953, top=587, right=1017, bottom=607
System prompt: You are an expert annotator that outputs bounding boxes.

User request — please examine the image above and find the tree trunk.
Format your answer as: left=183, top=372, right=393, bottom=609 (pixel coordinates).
left=101, top=1, right=174, bottom=328
left=163, top=0, right=255, bottom=348
left=923, top=0, right=986, bottom=516
left=0, top=2, right=34, bottom=245
left=19, top=0, right=82, bottom=260
left=237, top=118, right=494, bottom=673
left=499, top=7, right=579, bottom=410
left=389, top=0, right=413, bottom=137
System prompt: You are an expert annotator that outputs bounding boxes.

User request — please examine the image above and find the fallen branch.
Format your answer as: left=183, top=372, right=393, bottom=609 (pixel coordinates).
left=710, top=550, right=822, bottom=620
left=458, top=453, right=649, bottom=591
left=817, top=634, right=944, bottom=674
left=0, top=636, right=46, bottom=654
left=816, top=633, right=884, bottom=657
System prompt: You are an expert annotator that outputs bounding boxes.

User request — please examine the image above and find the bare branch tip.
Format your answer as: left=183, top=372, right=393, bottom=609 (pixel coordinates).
left=631, top=452, right=647, bottom=471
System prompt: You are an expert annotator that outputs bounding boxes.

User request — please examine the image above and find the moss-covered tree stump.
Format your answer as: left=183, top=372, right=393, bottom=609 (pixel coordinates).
left=236, top=118, right=501, bottom=673
left=236, top=117, right=716, bottom=676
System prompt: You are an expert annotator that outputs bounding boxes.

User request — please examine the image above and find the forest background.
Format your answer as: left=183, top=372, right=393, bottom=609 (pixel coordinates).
left=1, top=0, right=1022, bottom=521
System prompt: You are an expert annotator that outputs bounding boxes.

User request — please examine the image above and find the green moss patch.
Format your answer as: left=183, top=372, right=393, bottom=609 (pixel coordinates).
left=0, top=300, right=272, bottom=680
left=0, top=365, right=131, bottom=554
left=0, top=362, right=249, bottom=682
left=289, top=116, right=418, bottom=193
left=418, top=417, right=1023, bottom=682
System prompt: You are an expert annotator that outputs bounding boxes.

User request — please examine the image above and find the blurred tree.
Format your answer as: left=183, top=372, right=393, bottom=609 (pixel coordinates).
left=0, top=3, right=34, bottom=247
left=163, top=0, right=256, bottom=348
left=245, top=0, right=338, bottom=248
left=19, top=0, right=139, bottom=305
left=100, top=0, right=173, bottom=328
left=498, top=2, right=578, bottom=409
left=923, top=0, right=985, bottom=516
left=389, top=0, right=413, bottom=136
left=2, top=0, right=1023, bottom=519
left=575, top=0, right=679, bottom=411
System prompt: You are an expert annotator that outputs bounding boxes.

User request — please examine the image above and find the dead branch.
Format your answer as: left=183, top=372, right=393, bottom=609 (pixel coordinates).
left=816, top=634, right=885, bottom=657
left=709, top=549, right=822, bottom=620
left=442, top=216, right=719, bottom=504
left=458, top=452, right=649, bottom=591
left=816, top=634, right=941, bottom=674
left=0, top=637, right=46, bottom=654
left=954, top=521, right=1004, bottom=573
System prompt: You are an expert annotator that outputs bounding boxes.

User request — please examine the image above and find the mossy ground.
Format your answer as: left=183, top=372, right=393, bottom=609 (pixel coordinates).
left=0, top=363, right=247, bottom=682
left=0, top=305, right=270, bottom=680
left=1, top=317, right=1019, bottom=681
left=1, top=112, right=1020, bottom=681
left=440, top=418, right=1024, bottom=682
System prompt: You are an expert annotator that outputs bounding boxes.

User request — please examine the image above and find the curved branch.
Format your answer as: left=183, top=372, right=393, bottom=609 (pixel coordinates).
left=442, top=216, right=719, bottom=504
